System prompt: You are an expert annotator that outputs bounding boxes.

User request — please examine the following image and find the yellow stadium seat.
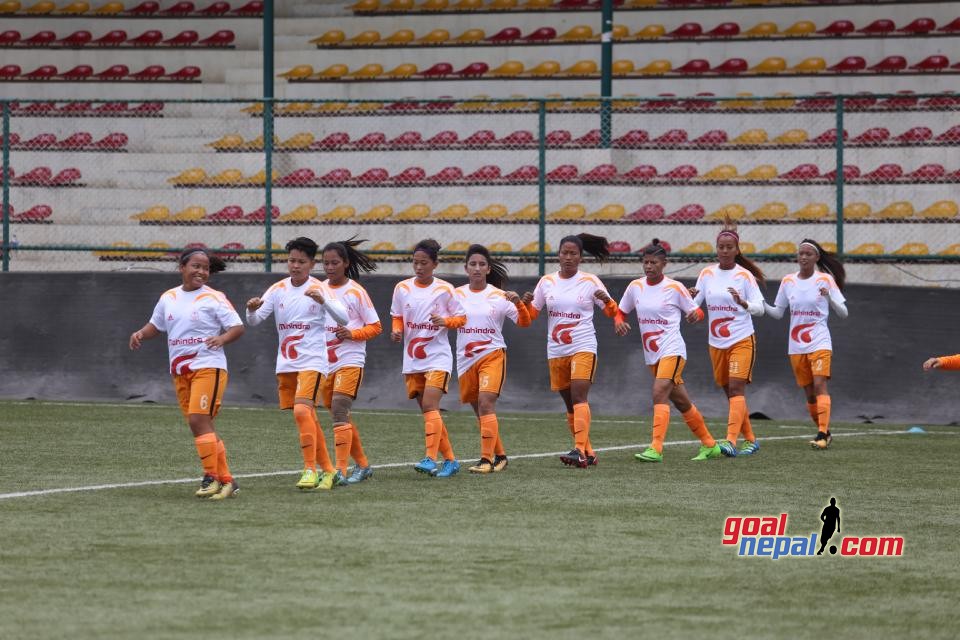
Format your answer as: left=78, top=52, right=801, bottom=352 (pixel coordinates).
left=279, top=102, right=313, bottom=114
left=919, top=200, right=959, bottom=219
left=279, top=65, right=314, bottom=80
left=612, top=60, right=635, bottom=75
left=748, top=202, right=788, bottom=220
left=319, top=206, right=355, bottom=221
left=385, top=29, right=415, bottom=44
left=246, top=169, right=279, bottom=185
left=241, top=103, right=263, bottom=114
left=171, top=206, right=207, bottom=222
left=548, top=204, right=586, bottom=220
left=851, top=243, right=884, bottom=255
left=792, top=203, right=830, bottom=220
left=488, top=242, right=512, bottom=252
left=206, top=169, right=244, bottom=185
left=387, top=63, right=418, bottom=77
left=938, top=244, right=960, bottom=256
left=353, top=101, right=383, bottom=112
left=626, top=0, right=657, bottom=8
left=385, top=0, right=414, bottom=10
left=738, top=242, right=757, bottom=254
left=783, top=21, right=816, bottom=37
left=358, top=205, right=393, bottom=221
left=136, top=242, right=172, bottom=259
left=131, top=205, right=171, bottom=222
left=418, top=0, right=448, bottom=9
left=278, top=133, right=315, bottom=149
left=24, top=2, right=55, bottom=13
left=279, top=205, right=318, bottom=222
left=763, top=93, right=796, bottom=110
left=96, top=241, right=132, bottom=259
left=612, top=25, right=630, bottom=40
left=435, top=204, right=470, bottom=220
left=744, top=22, right=778, bottom=37
left=564, top=60, right=598, bottom=75
left=774, top=129, right=808, bottom=145
left=451, top=0, right=482, bottom=10
left=0, top=1, right=20, bottom=12
left=522, top=0, right=552, bottom=8
left=732, top=129, right=768, bottom=145
left=791, top=58, right=826, bottom=73
left=560, top=26, right=594, bottom=41
left=588, top=204, right=625, bottom=220
left=315, top=64, right=349, bottom=79
left=492, top=61, right=525, bottom=76
left=208, top=134, right=245, bottom=150
left=397, top=204, right=431, bottom=221
left=242, top=135, right=279, bottom=150
left=762, top=241, right=797, bottom=254
left=876, top=202, right=915, bottom=219
left=474, top=204, right=509, bottom=220
left=751, top=57, right=787, bottom=74
left=743, top=165, right=778, bottom=181
left=417, top=29, right=450, bottom=44
left=93, top=2, right=124, bottom=14
left=506, top=204, right=539, bottom=221
left=350, top=0, right=379, bottom=10
left=529, top=61, right=561, bottom=76
left=446, top=241, right=470, bottom=253
left=454, top=29, right=485, bottom=43
left=521, top=241, right=551, bottom=254
left=169, top=168, right=207, bottom=185
left=819, top=242, right=837, bottom=253
left=311, top=30, right=346, bottom=45
left=701, top=164, right=738, bottom=180
left=893, top=243, right=929, bottom=256
left=316, top=101, right=348, bottom=113
left=489, top=0, right=517, bottom=9
left=707, top=204, right=746, bottom=220
left=347, top=31, right=381, bottom=45
left=639, top=60, right=671, bottom=75
left=55, top=1, right=88, bottom=13
left=348, top=63, right=384, bottom=78
left=635, top=24, right=665, bottom=39
left=680, top=241, right=713, bottom=254
left=721, top=93, right=755, bottom=109
left=843, top=202, right=872, bottom=219
left=368, top=242, right=396, bottom=260
left=495, top=95, right=533, bottom=110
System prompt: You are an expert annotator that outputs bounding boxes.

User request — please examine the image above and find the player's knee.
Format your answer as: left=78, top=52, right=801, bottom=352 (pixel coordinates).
left=477, top=393, right=497, bottom=415
left=330, top=395, right=352, bottom=424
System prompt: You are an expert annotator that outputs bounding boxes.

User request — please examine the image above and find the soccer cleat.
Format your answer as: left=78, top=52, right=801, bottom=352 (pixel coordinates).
left=345, top=465, right=373, bottom=485
left=635, top=447, right=663, bottom=463
left=492, top=455, right=508, bottom=472
left=436, top=459, right=461, bottom=478
left=810, top=432, right=829, bottom=449
left=826, top=430, right=833, bottom=446
left=209, top=479, right=238, bottom=500
left=469, top=458, right=494, bottom=474
left=691, top=443, right=723, bottom=461
left=296, top=468, right=319, bottom=490
left=195, top=474, right=222, bottom=498
left=317, top=470, right=341, bottom=490
left=717, top=440, right=738, bottom=457
left=414, top=457, right=439, bottom=476
left=739, top=440, right=760, bottom=456
left=559, top=448, right=587, bottom=468
left=585, top=453, right=598, bottom=467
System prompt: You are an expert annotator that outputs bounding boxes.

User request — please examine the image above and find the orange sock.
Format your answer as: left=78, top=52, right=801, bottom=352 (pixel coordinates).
left=438, top=422, right=455, bottom=461
left=312, top=412, right=334, bottom=473
left=482, top=417, right=507, bottom=456
left=651, top=403, right=670, bottom=453
left=423, top=410, right=442, bottom=459
left=572, top=402, right=591, bottom=453
left=681, top=405, right=716, bottom=447
left=479, top=414, right=499, bottom=461
left=350, top=423, right=369, bottom=468
left=806, top=402, right=819, bottom=425
left=741, top=413, right=756, bottom=443
left=293, top=404, right=317, bottom=471
left=726, top=396, right=746, bottom=443
left=216, top=438, right=232, bottom=483
left=333, top=424, right=352, bottom=475
left=816, top=394, right=831, bottom=433
left=193, top=432, right=219, bottom=479
left=566, top=412, right=575, bottom=437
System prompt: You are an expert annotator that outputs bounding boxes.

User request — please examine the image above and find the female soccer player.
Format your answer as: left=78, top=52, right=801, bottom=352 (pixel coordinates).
left=390, top=239, right=467, bottom=478
left=245, top=237, right=348, bottom=490
left=615, top=239, right=722, bottom=462
left=764, top=239, right=847, bottom=449
left=690, top=219, right=766, bottom=457
left=320, top=238, right=381, bottom=485
left=523, top=233, right=619, bottom=468
left=129, top=248, right=245, bottom=500
left=454, top=244, right=530, bottom=474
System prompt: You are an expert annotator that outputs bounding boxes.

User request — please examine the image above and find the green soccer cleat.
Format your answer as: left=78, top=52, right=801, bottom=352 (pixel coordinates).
left=209, top=479, right=238, bottom=500
left=635, top=447, right=663, bottom=463
left=296, top=468, right=319, bottom=490
left=739, top=440, right=760, bottom=456
left=691, top=443, right=723, bottom=461
left=195, top=474, right=222, bottom=498
left=317, top=470, right=341, bottom=490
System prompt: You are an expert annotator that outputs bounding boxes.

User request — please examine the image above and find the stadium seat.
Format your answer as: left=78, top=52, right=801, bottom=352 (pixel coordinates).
left=0, top=30, right=20, bottom=45
left=164, top=30, right=199, bottom=46
left=792, top=203, right=830, bottom=220
left=417, top=29, right=450, bottom=44
left=762, top=241, right=797, bottom=255
left=465, top=165, right=502, bottom=181
left=353, top=132, right=387, bottom=148
left=454, top=28, right=485, bottom=43
left=791, top=57, right=826, bottom=73
left=638, top=60, right=671, bottom=75
left=23, top=64, right=58, bottom=79
left=23, top=133, right=56, bottom=148
left=277, top=132, right=314, bottom=150
left=276, top=168, right=315, bottom=186
left=653, top=129, right=688, bottom=145
left=353, top=168, right=388, bottom=184
left=829, top=56, right=866, bottom=73
left=842, top=202, right=871, bottom=219
left=935, top=125, right=960, bottom=143
left=744, top=22, right=778, bottom=37
left=863, top=164, right=903, bottom=181
left=665, top=165, right=698, bottom=180
left=520, top=241, right=550, bottom=254
left=358, top=205, right=393, bottom=221
left=918, top=200, right=958, bottom=219
left=731, top=129, right=767, bottom=145
left=869, top=56, right=907, bottom=73
left=348, top=63, right=383, bottom=78
left=473, top=204, right=509, bottom=220
left=587, top=204, right=625, bottom=221
left=15, top=204, right=53, bottom=221
left=780, top=164, right=820, bottom=181
left=819, top=20, right=855, bottom=36
left=783, top=21, right=816, bottom=37
left=433, top=204, right=469, bottom=220
left=773, top=129, right=808, bottom=145
left=634, top=24, right=665, bottom=39
left=859, top=19, right=895, bottom=35
left=620, top=165, right=656, bottom=181
left=547, top=165, right=578, bottom=182
left=206, top=168, right=244, bottom=185
left=385, top=29, right=415, bottom=44
left=690, top=130, right=726, bottom=146
left=613, top=129, right=649, bottom=147
left=169, top=168, right=206, bottom=185
left=896, top=127, right=933, bottom=144
left=129, top=30, right=163, bottom=46
left=463, top=130, right=495, bottom=147
left=487, top=27, right=521, bottom=43
left=456, top=62, right=488, bottom=76
left=131, top=205, right=171, bottom=222
left=676, top=59, right=710, bottom=74
left=548, top=204, right=586, bottom=220
left=22, top=32, right=56, bottom=47
left=750, top=57, right=786, bottom=74
left=503, top=204, right=537, bottom=221
left=206, top=205, right=244, bottom=222
left=56, top=132, right=93, bottom=148
left=666, top=204, right=705, bottom=221
left=668, top=22, right=702, bottom=39
left=748, top=202, right=788, bottom=220
left=130, top=65, right=166, bottom=80
left=504, top=165, right=538, bottom=182
left=313, top=205, right=352, bottom=222
left=893, top=242, right=929, bottom=256
left=161, top=2, right=196, bottom=15
left=909, top=164, right=946, bottom=180
left=426, top=167, right=462, bottom=183
left=609, top=241, right=631, bottom=254
left=312, top=30, right=345, bottom=45
left=680, top=241, right=712, bottom=254
left=396, top=204, right=430, bottom=220
left=582, top=164, right=617, bottom=182
left=56, top=30, right=93, bottom=47
left=199, top=30, right=235, bottom=46
left=707, top=204, right=745, bottom=220
left=393, top=167, right=426, bottom=184
left=852, top=127, right=889, bottom=145
left=875, top=201, right=914, bottom=219
left=899, top=18, right=936, bottom=34
left=563, top=60, right=598, bottom=75
left=912, top=56, right=950, bottom=72
left=938, top=17, right=960, bottom=34
left=529, top=61, right=561, bottom=76
left=701, top=164, right=738, bottom=180
left=625, top=204, right=664, bottom=221
left=420, top=62, right=453, bottom=77
left=877, top=92, right=918, bottom=109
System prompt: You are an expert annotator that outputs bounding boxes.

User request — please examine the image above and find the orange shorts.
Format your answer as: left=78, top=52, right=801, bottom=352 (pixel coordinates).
left=277, top=370, right=323, bottom=409
left=789, top=350, right=832, bottom=387
left=173, top=368, right=227, bottom=418
left=709, top=336, right=756, bottom=387
left=548, top=352, right=597, bottom=392
left=459, top=349, right=507, bottom=404
left=648, top=356, right=686, bottom=385
left=319, top=366, right=364, bottom=408
left=405, top=370, right=450, bottom=399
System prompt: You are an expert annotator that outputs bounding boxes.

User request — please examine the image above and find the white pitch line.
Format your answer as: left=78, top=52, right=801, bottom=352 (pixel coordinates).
left=0, top=429, right=912, bottom=501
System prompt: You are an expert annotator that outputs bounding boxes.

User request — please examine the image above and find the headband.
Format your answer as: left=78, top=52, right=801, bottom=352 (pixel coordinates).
left=180, top=248, right=208, bottom=262
left=799, top=241, right=821, bottom=256
left=717, top=230, right=740, bottom=243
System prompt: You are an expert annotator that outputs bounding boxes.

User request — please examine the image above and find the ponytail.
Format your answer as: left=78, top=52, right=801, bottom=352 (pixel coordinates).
left=800, top=238, right=846, bottom=290
left=323, top=237, right=378, bottom=281
left=465, top=244, right=509, bottom=289
left=734, top=253, right=766, bottom=286
left=641, top=238, right=669, bottom=259
left=559, top=233, right=610, bottom=262
left=178, top=247, right=227, bottom=274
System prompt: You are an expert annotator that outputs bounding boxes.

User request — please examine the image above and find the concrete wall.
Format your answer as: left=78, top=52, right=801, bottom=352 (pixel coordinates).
left=1, top=272, right=957, bottom=424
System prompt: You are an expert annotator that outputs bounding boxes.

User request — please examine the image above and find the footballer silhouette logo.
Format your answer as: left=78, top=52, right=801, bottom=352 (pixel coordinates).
left=791, top=322, right=816, bottom=343
left=407, top=336, right=434, bottom=359
left=280, top=334, right=304, bottom=360
left=464, top=338, right=493, bottom=358
left=642, top=329, right=665, bottom=352
left=551, top=321, right=578, bottom=344
left=710, top=316, right=735, bottom=338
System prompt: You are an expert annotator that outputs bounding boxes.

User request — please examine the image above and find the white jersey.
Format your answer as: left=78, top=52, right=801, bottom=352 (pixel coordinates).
left=148, top=285, right=242, bottom=375
left=771, top=271, right=846, bottom=355
left=454, top=284, right=520, bottom=376
left=618, top=276, right=699, bottom=365
left=532, top=270, right=611, bottom=359
left=693, top=264, right=765, bottom=349
left=390, top=277, right=465, bottom=374
left=246, top=276, right=347, bottom=374
left=323, top=278, right=380, bottom=371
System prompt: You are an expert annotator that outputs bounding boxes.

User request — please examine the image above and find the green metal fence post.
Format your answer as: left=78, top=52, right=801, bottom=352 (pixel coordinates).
left=538, top=99, right=547, bottom=276
left=262, top=2, right=274, bottom=272
left=1, top=101, right=10, bottom=272
left=834, top=96, right=845, bottom=255
left=600, top=0, right=613, bottom=148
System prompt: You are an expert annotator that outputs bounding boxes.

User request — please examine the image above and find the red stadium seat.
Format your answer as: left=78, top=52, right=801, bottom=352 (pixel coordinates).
left=668, top=23, right=703, bottom=39
left=818, top=20, right=854, bottom=36
left=938, top=18, right=960, bottom=33
left=676, top=59, right=710, bottom=74
left=59, top=101, right=91, bottom=113
left=244, top=205, right=280, bottom=221
left=50, top=168, right=82, bottom=185
left=131, top=65, right=166, bottom=80
left=845, top=93, right=877, bottom=110
left=796, top=93, right=835, bottom=110
left=666, top=204, right=705, bottom=221
left=898, top=18, right=936, bottom=34
left=877, top=92, right=918, bottom=109
left=464, top=130, right=496, bottom=147
left=95, top=65, right=129, bottom=80
left=859, top=19, right=895, bottom=35
left=385, top=101, right=419, bottom=112
left=811, top=128, right=845, bottom=144
left=622, top=165, right=658, bottom=181
left=128, top=31, right=164, bottom=46
left=94, top=101, right=129, bottom=113
left=465, top=165, right=501, bottom=181
left=428, top=166, right=463, bottom=183
left=131, top=101, right=164, bottom=114
left=863, top=164, right=903, bottom=180
left=93, top=132, right=128, bottom=149
left=896, top=127, right=933, bottom=143
left=713, top=58, right=747, bottom=74
left=683, top=93, right=717, bottom=111
left=574, top=129, right=601, bottom=146
left=420, top=63, right=453, bottom=77
left=216, top=242, right=245, bottom=259
left=22, top=31, right=56, bottom=46
left=456, top=62, right=488, bottom=76
left=911, top=56, right=949, bottom=72
left=0, top=133, right=20, bottom=146
left=353, top=132, right=386, bottom=148
left=17, top=167, right=53, bottom=184
left=870, top=56, right=907, bottom=73
left=909, top=164, right=945, bottom=180
left=167, top=66, right=201, bottom=80
left=276, top=168, right=316, bottom=186
left=925, top=93, right=960, bottom=108
left=780, top=164, right=820, bottom=181
left=16, top=205, right=53, bottom=221
left=609, top=241, right=631, bottom=253
left=126, top=1, right=161, bottom=14
left=545, top=130, right=572, bottom=145
left=164, top=31, right=200, bottom=46
left=664, top=165, right=697, bottom=180
left=93, top=30, right=127, bottom=46
left=500, top=130, right=534, bottom=146
left=390, top=131, right=422, bottom=146
left=199, top=2, right=232, bottom=15
left=822, top=165, right=860, bottom=181
left=57, top=31, right=93, bottom=47
left=829, top=57, right=866, bottom=73
left=199, top=30, right=235, bottom=46
left=523, top=27, right=556, bottom=42
left=581, top=164, right=617, bottom=181
left=355, top=168, right=390, bottom=183
left=60, top=65, right=94, bottom=79
left=0, top=31, right=20, bottom=46
left=22, top=102, right=57, bottom=113
left=613, top=129, right=649, bottom=147
left=653, top=129, right=688, bottom=144
left=706, top=23, right=739, bottom=38
left=23, top=65, right=58, bottom=80
left=162, top=1, right=196, bottom=14
left=232, top=1, right=264, bottom=15
left=487, top=27, right=521, bottom=42
left=318, top=168, right=351, bottom=184
left=852, top=127, right=890, bottom=144
left=625, top=204, right=664, bottom=221
left=426, top=130, right=458, bottom=146
left=693, top=129, right=727, bottom=145
left=57, top=132, right=93, bottom=148
left=547, top=165, right=578, bottom=182
left=24, top=133, right=56, bottom=148
left=206, top=205, right=244, bottom=221
left=936, top=125, right=960, bottom=143
left=393, top=167, right=426, bottom=183
left=504, top=165, right=538, bottom=181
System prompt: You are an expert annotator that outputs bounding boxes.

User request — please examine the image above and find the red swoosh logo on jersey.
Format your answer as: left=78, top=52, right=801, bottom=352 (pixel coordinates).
left=280, top=334, right=304, bottom=360
left=170, top=352, right=198, bottom=375
left=710, top=317, right=735, bottom=339
left=551, top=321, right=579, bottom=344
left=642, top=329, right=665, bottom=352
left=791, top=322, right=816, bottom=344
left=464, top=338, right=493, bottom=358
left=407, top=336, right=434, bottom=359
left=326, top=337, right=343, bottom=363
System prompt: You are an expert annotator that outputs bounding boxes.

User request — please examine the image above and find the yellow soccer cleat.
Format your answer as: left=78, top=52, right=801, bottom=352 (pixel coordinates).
left=317, top=470, right=341, bottom=490
left=296, top=468, right=320, bottom=490
left=209, top=480, right=238, bottom=500
left=195, top=474, right=222, bottom=498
